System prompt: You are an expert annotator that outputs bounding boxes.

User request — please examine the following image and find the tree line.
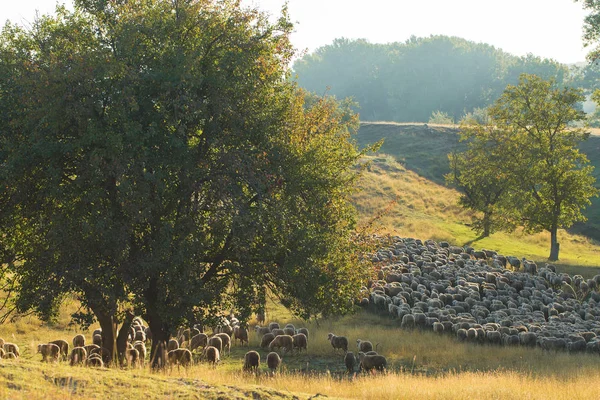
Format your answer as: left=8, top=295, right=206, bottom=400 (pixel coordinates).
left=293, top=36, right=569, bottom=123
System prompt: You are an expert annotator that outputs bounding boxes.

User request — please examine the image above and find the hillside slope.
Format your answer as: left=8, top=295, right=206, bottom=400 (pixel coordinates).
left=353, top=154, right=600, bottom=274
left=356, top=122, right=600, bottom=241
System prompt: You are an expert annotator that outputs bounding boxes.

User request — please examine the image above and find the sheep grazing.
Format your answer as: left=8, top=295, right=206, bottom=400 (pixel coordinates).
left=356, top=339, right=373, bottom=353
left=233, top=326, right=249, bottom=346
left=72, top=334, right=85, bottom=348
left=268, top=322, right=280, bottom=331
left=207, top=336, right=223, bottom=354
left=283, top=327, right=295, bottom=336
left=358, top=351, right=387, bottom=372
left=84, top=344, right=100, bottom=356
left=167, top=339, right=179, bottom=352
left=271, top=328, right=285, bottom=337
left=296, top=328, right=309, bottom=341
left=37, top=343, right=60, bottom=362
left=214, top=333, right=231, bottom=354
left=92, top=333, right=102, bottom=347
left=260, top=333, right=276, bottom=349
left=190, top=333, right=208, bottom=352
left=134, top=329, right=146, bottom=343
left=3, top=343, right=19, bottom=358
left=70, top=347, right=88, bottom=366
left=168, top=348, right=192, bottom=367
left=327, top=333, right=348, bottom=352
left=134, top=341, right=147, bottom=367
left=243, top=350, right=260, bottom=372
left=344, top=351, right=356, bottom=373
left=292, top=333, right=308, bottom=353
left=268, top=335, right=294, bottom=354
left=86, top=354, right=104, bottom=368
left=255, top=326, right=271, bottom=337
left=203, top=346, right=220, bottom=366
left=266, top=352, right=281, bottom=373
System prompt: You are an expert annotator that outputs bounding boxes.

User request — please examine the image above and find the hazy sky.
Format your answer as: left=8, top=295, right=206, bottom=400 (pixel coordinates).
left=0, top=0, right=593, bottom=64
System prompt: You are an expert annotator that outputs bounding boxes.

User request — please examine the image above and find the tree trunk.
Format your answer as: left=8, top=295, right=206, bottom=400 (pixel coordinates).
left=116, top=310, right=135, bottom=366
left=482, top=212, right=491, bottom=238
left=149, top=316, right=170, bottom=369
left=96, top=312, right=118, bottom=367
left=549, top=226, right=560, bottom=261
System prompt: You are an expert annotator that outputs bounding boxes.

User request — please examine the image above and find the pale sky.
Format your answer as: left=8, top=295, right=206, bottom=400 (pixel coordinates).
left=0, top=0, right=593, bottom=64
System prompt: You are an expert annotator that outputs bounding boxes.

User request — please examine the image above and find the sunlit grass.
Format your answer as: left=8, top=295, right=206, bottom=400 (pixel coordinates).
left=354, top=154, right=600, bottom=274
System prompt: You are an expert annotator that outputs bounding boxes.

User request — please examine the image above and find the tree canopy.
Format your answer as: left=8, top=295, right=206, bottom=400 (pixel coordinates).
left=293, top=36, right=568, bottom=123
left=448, top=74, right=597, bottom=260
left=0, top=0, right=373, bottom=367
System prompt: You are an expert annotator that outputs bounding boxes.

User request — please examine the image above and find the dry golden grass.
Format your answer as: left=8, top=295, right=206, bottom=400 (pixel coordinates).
left=354, top=155, right=600, bottom=274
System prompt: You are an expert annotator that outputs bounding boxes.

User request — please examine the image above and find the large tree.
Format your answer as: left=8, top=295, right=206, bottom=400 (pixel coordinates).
left=450, top=74, right=597, bottom=260
left=0, top=0, right=371, bottom=368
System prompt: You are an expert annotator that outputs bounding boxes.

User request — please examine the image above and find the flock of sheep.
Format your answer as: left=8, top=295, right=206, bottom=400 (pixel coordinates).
left=362, top=236, right=600, bottom=354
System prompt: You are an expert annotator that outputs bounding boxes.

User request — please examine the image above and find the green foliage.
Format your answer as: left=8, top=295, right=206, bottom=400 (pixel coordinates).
left=0, top=0, right=373, bottom=359
left=428, top=110, right=454, bottom=125
left=293, top=36, right=568, bottom=122
left=449, top=74, right=598, bottom=259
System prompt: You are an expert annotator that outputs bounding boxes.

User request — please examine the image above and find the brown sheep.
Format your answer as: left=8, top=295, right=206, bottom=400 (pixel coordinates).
left=344, top=351, right=356, bottom=373
left=134, top=341, right=146, bottom=367
left=266, top=351, right=281, bottom=373
left=92, top=328, right=102, bottom=337
left=84, top=344, right=100, bottom=356
left=243, top=350, right=260, bottom=372
left=134, top=330, right=146, bottom=343
left=3, top=352, right=17, bottom=360
left=255, top=325, right=271, bottom=337
left=92, top=334, right=102, bottom=347
left=292, top=333, right=308, bottom=353
left=283, top=327, right=295, bottom=336
left=356, top=339, right=373, bottom=353
left=168, top=348, right=192, bottom=367
left=271, top=328, right=285, bottom=337
left=3, top=343, right=19, bottom=358
left=190, top=333, right=208, bottom=352
left=86, top=354, right=104, bottom=368
left=296, top=328, right=309, bottom=341
left=233, top=326, right=249, bottom=346
left=207, top=336, right=223, bottom=354
left=48, top=339, right=69, bottom=361
left=126, top=348, right=140, bottom=368
left=327, top=333, right=348, bottom=352
left=358, top=351, right=387, bottom=372
left=202, top=345, right=220, bottom=366
left=37, top=343, right=60, bottom=362
left=89, top=346, right=111, bottom=365
left=268, top=335, right=294, bottom=354
left=214, top=333, right=231, bottom=355
left=70, top=347, right=87, bottom=366
left=72, top=334, right=85, bottom=348
left=268, top=322, right=280, bottom=331
left=260, top=333, right=276, bottom=349
left=167, top=339, right=179, bottom=352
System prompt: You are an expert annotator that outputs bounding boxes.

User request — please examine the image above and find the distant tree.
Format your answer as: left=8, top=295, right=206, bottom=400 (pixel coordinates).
left=428, top=110, right=454, bottom=125
left=452, top=74, right=597, bottom=259
left=0, top=0, right=373, bottom=368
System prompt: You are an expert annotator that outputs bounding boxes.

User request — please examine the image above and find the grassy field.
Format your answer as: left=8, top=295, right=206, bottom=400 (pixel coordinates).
left=2, top=121, right=600, bottom=399
left=1, top=300, right=600, bottom=399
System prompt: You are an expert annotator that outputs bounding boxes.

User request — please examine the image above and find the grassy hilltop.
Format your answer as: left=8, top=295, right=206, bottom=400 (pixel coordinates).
left=355, top=122, right=600, bottom=271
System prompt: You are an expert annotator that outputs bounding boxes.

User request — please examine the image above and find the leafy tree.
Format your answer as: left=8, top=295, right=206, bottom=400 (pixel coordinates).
left=446, top=121, right=517, bottom=237
left=0, top=0, right=372, bottom=368
left=450, top=74, right=597, bottom=259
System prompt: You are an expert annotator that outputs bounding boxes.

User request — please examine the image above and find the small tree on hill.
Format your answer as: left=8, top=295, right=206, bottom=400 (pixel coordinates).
left=0, top=0, right=373, bottom=368
left=449, top=74, right=597, bottom=260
